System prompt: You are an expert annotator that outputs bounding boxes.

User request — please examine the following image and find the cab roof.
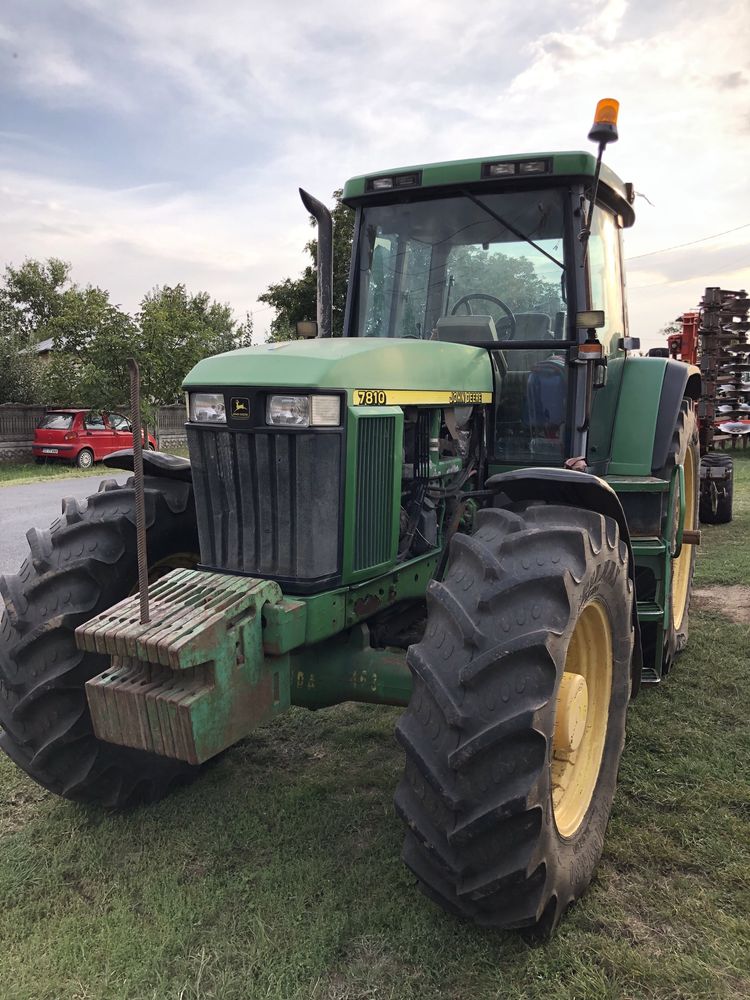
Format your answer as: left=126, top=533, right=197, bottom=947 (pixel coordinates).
left=342, top=149, right=635, bottom=227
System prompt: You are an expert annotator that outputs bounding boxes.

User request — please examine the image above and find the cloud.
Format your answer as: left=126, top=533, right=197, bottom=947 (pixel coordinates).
left=1, top=0, right=749, bottom=340
left=716, top=71, right=746, bottom=90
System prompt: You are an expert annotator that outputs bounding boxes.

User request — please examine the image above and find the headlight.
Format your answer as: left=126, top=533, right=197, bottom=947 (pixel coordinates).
left=188, top=392, right=226, bottom=423
left=267, top=395, right=310, bottom=427
left=267, top=394, right=340, bottom=427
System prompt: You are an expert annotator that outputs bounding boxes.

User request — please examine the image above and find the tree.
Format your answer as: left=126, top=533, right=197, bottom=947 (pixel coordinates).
left=136, top=285, right=241, bottom=405
left=0, top=342, right=41, bottom=404
left=0, top=258, right=73, bottom=403
left=0, top=258, right=71, bottom=341
left=259, top=190, right=354, bottom=340
left=42, top=286, right=139, bottom=409
left=0, top=258, right=254, bottom=409
left=447, top=246, right=563, bottom=321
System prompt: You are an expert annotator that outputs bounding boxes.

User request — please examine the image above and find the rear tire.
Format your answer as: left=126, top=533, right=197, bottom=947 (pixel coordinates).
left=395, top=504, right=633, bottom=934
left=75, top=448, right=94, bottom=470
left=699, top=453, right=733, bottom=525
left=0, top=477, right=202, bottom=807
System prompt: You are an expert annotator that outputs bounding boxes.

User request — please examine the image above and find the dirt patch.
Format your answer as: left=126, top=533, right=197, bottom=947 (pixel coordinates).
left=0, top=785, right=49, bottom=835
left=692, top=585, right=750, bottom=625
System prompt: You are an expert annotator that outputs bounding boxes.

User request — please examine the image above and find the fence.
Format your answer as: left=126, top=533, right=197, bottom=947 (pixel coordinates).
left=155, top=405, right=188, bottom=451
left=0, top=403, right=188, bottom=462
left=0, top=405, right=46, bottom=461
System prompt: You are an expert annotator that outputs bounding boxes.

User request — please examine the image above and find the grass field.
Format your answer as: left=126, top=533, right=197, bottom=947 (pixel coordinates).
left=1, top=454, right=749, bottom=1000
left=0, top=449, right=190, bottom=488
left=0, top=459, right=106, bottom=488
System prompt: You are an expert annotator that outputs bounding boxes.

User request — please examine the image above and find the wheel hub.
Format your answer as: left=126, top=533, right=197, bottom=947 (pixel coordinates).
left=551, top=600, right=612, bottom=839
left=553, top=672, right=589, bottom=754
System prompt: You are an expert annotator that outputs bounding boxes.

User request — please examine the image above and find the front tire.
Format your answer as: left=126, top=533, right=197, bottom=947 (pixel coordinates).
left=0, top=477, right=201, bottom=807
left=395, top=504, right=633, bottom=934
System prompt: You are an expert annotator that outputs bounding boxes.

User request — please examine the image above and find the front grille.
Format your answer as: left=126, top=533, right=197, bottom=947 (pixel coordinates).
left=354, top=415, right=397, bottom=571
left=187, top=426, right=341, bottom=588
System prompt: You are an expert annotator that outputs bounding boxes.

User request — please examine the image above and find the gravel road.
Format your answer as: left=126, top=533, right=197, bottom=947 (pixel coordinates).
left=0, top=474, right=127, bottom=584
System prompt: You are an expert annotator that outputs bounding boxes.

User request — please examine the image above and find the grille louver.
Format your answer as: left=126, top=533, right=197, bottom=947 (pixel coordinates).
left=354, top=415, right=396, bottom=571
left=187, top=426, right=341, bottom=587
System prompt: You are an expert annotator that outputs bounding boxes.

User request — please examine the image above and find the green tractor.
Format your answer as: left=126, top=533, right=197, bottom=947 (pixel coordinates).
left=0, top=101, right=700, bottom=933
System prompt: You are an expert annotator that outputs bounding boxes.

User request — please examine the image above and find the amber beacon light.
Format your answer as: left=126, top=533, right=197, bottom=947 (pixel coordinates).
left=588, top=98, right=619, bottom=145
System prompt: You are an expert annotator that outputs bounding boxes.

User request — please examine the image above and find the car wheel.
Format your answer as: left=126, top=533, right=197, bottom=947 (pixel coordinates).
left=76, top=448, right=94, bottom=470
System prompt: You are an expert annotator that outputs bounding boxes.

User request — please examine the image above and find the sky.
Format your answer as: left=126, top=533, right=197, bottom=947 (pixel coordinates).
left=1, top=0, right=749, bottom=350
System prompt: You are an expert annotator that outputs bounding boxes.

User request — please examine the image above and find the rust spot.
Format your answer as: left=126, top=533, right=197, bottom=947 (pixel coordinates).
left=354, top=594, right=382, bottom=618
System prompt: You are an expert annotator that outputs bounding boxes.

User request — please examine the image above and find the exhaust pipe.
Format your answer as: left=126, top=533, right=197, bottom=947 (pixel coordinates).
left=299, top=189, right=333, bottom=337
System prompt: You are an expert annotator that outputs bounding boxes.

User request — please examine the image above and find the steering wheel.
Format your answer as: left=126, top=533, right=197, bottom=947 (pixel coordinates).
left=451, top=293, right=516, bottom=338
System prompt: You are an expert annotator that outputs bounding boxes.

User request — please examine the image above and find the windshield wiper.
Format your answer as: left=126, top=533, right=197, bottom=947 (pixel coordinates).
left=462, top=190, right=565, bottom=270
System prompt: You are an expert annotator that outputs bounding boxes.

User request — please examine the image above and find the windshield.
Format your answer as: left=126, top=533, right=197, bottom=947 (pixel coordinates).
left=352, top=189, right=567, bottom=340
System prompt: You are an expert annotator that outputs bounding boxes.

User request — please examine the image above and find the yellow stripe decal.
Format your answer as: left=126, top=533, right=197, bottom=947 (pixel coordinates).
left=353, top=389, right=492, bottom=406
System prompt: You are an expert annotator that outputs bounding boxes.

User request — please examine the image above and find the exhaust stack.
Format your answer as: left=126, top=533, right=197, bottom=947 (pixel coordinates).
left=299, top=188, right=333, bottom=337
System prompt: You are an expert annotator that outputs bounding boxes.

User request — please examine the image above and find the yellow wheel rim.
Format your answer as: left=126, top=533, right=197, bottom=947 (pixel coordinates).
left=552, top=600, right=612, bottom=838
left=672, top=446, right=696, bottom=633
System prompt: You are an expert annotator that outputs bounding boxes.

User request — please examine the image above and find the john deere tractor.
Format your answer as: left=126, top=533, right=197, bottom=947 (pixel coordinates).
left=0, top=101, right=701, bottom=933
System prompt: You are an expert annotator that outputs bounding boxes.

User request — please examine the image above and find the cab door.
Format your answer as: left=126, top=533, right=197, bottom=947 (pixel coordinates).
left=586, top=205, right=629, bottom=472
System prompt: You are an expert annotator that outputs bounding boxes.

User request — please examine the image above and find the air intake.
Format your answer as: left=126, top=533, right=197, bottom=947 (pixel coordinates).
left=354, top=415, right=397, bottom=571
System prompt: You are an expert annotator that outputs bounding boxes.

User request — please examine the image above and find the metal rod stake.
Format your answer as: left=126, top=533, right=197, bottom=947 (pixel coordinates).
left=128, top=358, right=150, bottom=624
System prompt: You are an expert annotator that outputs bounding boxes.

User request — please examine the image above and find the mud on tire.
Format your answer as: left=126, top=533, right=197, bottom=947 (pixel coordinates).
left=395, top=504, right=633, bottom=934
left=0, top=476, right=201, bottom=807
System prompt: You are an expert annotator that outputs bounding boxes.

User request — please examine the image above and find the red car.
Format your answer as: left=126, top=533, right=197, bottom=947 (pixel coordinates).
left=33, top=409, right=157, bottom=469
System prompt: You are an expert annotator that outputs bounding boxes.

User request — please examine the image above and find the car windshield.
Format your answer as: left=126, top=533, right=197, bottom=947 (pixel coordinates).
left=352, top=189, right=567, bottom=340
left=39, top=413, right=74, bottom=430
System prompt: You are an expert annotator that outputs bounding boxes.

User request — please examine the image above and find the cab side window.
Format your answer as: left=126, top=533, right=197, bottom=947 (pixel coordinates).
left=587, top=208, right=625, bottom=357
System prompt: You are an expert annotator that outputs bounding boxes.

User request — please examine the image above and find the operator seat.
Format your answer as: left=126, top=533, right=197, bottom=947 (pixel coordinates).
left=433, top=315, right=499, bottom=344
left=526, top=354, right=567, bottom=461
left=500, top=312, right=555, bottom=426
left=505, top=312, right=555, bottom=370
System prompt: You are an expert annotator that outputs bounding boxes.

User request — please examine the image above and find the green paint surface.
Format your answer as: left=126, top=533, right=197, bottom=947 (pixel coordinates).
left=184, top=337, right=494, bottom=395
left=343, top=149, right=633, bottom=225
left=290, top=626, right=411, bottom=710
left=608, top=357, right=667, bottom=476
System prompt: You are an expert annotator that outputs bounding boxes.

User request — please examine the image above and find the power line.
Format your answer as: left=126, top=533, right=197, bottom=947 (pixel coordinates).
left=626, top=223, right=750, bottom=261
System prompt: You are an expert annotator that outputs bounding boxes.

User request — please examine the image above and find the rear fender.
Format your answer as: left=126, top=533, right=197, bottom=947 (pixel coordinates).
left=486, top=467, right=642, bottom=695
left=608, top=357, right=701, bottom=476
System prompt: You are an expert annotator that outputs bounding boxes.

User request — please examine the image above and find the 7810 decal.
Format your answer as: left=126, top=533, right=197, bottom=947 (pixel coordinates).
left=353, top=389, right=492, bottom=406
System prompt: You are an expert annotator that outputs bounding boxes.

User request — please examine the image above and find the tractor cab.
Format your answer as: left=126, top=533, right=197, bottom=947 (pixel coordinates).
left=341, top=151, right=636, bottom=470
left=344, top=153, right=634, bottom=465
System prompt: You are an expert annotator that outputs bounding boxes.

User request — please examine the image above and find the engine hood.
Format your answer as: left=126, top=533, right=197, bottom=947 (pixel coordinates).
left=183, top=337, right=494, bottom=397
